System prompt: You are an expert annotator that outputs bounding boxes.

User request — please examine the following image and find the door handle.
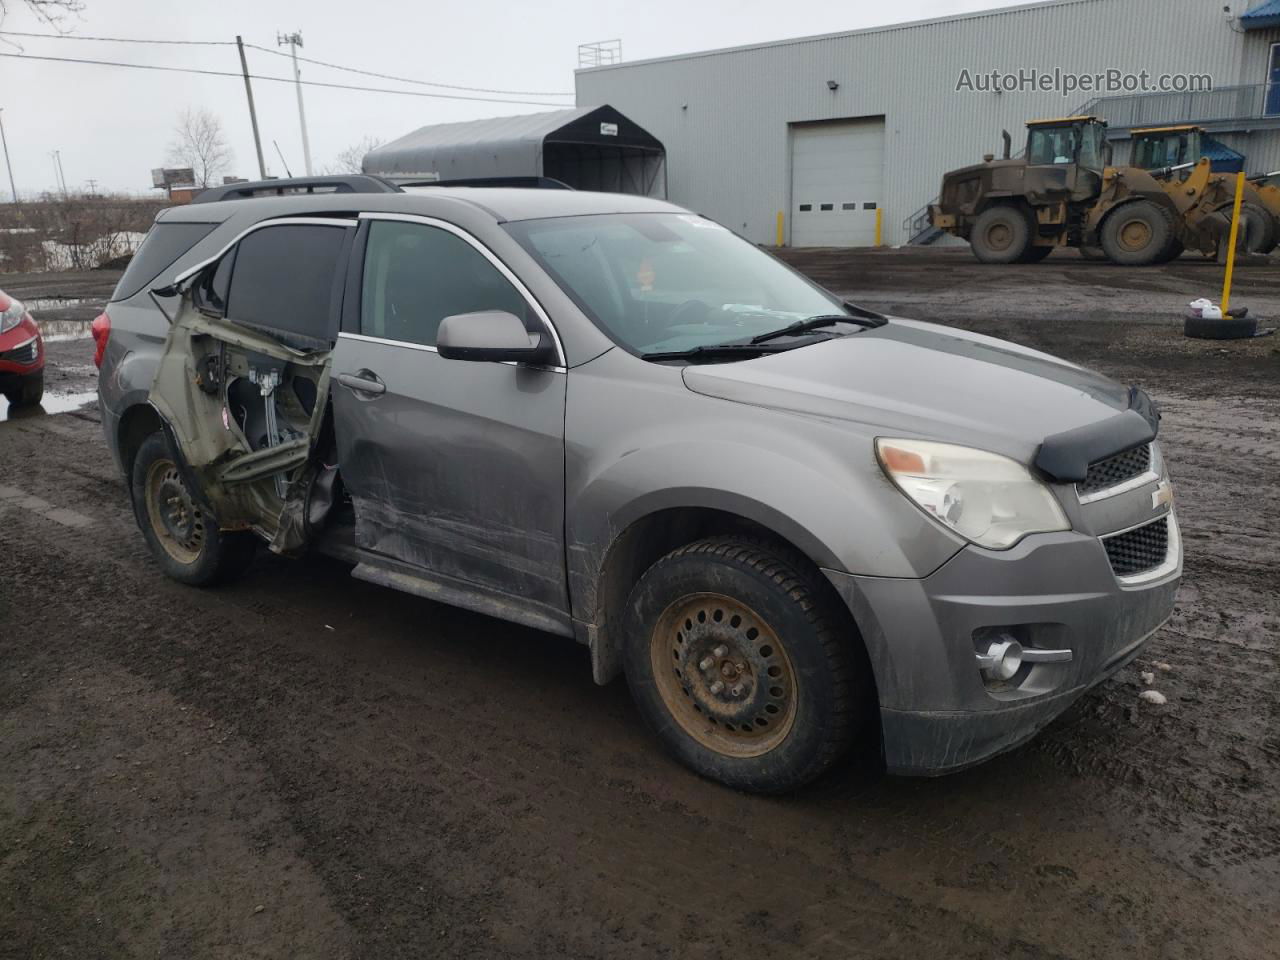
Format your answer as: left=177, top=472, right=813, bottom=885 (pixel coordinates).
left=337, top=371, right=386, bottom=396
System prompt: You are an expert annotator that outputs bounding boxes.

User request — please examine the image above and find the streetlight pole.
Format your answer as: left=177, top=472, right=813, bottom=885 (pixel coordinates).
left=277, top=30, right=313, bottom=176
left=0, top=108, right=18, bottom=203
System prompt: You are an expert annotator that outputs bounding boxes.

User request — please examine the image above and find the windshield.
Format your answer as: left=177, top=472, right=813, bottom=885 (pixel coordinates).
left=504, top=213, right=845, bottom=355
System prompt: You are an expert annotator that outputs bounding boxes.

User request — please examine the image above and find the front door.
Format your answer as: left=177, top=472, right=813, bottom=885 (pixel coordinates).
left=331, top=215, right=569, bottom=623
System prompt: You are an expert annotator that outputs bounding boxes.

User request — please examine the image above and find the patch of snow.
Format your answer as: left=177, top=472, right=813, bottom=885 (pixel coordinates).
left=1138, top=690, right=1168, bottom=705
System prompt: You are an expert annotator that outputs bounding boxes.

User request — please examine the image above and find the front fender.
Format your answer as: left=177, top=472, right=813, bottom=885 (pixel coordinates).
left=563, top=352, right=965, bottom=624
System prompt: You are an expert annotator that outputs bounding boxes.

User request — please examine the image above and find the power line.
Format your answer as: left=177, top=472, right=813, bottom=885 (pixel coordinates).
left=0, top=51, right=577, bottom=107
left=0, top=29, right=235, bottom=46
left=242, top=43, right=573, bottom=97
left=0, top=29, right=575, bottom=97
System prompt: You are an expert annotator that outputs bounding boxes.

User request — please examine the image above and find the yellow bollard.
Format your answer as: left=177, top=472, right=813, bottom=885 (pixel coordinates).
left=1221, top=170, right=1246, bottom=315
left=875, top=207, right=883, bottom=247
left=776, top=210, right=784, bottom=247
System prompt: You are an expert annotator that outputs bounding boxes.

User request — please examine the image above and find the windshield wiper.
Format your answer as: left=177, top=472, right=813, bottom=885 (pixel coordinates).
left=750, top=312, right=886, bottom=345
left=641, top=342, right=790, bottom=362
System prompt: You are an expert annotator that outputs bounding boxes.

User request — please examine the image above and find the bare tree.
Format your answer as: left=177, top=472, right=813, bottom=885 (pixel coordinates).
left=0, top=0, right=86, bottom=28
left=167, top=108, right=234, bottom=188
left=325, top=135, right=384, bottom=175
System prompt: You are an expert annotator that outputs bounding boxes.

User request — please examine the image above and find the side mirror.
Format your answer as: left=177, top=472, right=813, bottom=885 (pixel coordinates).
left=436, top=310, right=554, bottom=365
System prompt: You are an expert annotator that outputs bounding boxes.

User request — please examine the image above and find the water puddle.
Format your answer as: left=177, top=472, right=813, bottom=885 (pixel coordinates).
left=0, top=389, right=96, bottom=423
left=36, top=319, right=94, bottom=342
left=26, top=297, right=94, bottom=312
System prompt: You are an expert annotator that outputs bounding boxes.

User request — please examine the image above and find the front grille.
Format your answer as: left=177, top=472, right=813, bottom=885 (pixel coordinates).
left=1078, top=443, right=1152, bottom=496
left=1103, top=515, right=1169, bottom=577
left=0, top=338, right=38, bottom=366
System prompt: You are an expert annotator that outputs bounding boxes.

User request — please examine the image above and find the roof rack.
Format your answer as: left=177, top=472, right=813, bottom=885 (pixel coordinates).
left=191, top=175, right=402, bottom=204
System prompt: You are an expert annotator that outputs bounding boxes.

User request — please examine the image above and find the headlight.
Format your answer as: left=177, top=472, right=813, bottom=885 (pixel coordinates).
left=875, top=438, right=1069, bottom=549
left=0, top=296, right=24, bottom=334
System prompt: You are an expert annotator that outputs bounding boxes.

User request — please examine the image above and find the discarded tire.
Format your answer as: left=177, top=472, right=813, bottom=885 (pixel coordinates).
left=1184, top=313, right=1258, bottom=340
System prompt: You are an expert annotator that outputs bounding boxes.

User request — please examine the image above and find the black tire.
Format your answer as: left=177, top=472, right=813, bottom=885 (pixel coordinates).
left=130, top=431, right=257, bottom=586
left=1184, top=313, right=1258, bottom=340
left=1157, top=239, right=1186, bottom=263
left=1239, top=202, right=1278, bottom=255
left=1018, top=244, right=1053, bottom=263
left=969, top=206, right=1033, bottom=264
left=622, top=536, right=868, bottom=794
left=1100, top=200, right=1176, bottom=265
left=6, top=372, right=43, bottom=408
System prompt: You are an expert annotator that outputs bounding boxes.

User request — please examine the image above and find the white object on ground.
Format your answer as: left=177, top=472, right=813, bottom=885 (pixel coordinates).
left=1154, top=661, right=1173, bottom=672
left=1140, top=671, right=1155, bottom=685
left=1138, top=690, right=1168, bottom=705
left=1186, top=298, right=1223, bottom=320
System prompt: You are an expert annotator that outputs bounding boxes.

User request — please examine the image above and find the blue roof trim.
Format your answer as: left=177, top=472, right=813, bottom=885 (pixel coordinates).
left=1241, top=0, right=1280, bottom=29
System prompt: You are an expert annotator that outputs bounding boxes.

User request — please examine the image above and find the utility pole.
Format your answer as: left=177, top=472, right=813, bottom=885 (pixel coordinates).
left=235, top=35, right=267, bottom=180
left=0, top=108, right=17, bottom=203
left=86, top=178, right=98, bottom=196
left=277, top=30, right=313, bottom=176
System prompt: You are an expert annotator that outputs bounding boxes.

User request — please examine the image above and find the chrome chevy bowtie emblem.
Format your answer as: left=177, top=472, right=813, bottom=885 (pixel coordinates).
left=1152, top=480, right=1174, bottom=511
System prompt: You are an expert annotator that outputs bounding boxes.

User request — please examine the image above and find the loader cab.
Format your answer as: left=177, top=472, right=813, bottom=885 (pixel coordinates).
left=1022, top=116, right=1108, bottom=205
left=1131, top=125, right=1244, bottom=175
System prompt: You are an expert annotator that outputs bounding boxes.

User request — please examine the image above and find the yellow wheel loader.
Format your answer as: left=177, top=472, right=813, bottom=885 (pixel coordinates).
left=931, top=117, right=1268, bottom=264
left=1131, top=124, right=1277, bottom=255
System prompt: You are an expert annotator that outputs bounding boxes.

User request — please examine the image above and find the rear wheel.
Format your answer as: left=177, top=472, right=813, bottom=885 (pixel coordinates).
left=969, top=206, right=1033, bottom=264
left=131, top=431, right=257, bottom=586
left=622, top=537, right=868, bottom=793
left=1100, top=201, right=1176, bottom=265
left=1018, top=244, right=1053, bottom=263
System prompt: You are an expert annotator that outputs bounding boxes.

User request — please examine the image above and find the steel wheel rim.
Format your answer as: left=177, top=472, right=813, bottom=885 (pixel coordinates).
left=1118, top=218, right=1153, bottom=251
left=145, top=458, right=205, bottom=565
left=650, top=592, right=798, bottom=758
left=985, top=221, right=1013, bottom=251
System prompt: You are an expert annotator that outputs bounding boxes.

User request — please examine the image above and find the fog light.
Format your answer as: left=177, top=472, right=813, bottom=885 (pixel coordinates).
left=977, top=637, right=1024, bottom=680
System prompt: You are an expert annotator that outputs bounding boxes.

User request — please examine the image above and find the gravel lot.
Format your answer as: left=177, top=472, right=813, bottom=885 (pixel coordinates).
left=1, top=250, right=1277, bottom=959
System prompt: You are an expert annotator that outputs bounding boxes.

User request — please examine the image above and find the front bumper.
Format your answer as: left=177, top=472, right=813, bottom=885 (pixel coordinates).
left=824, top=514, right=1181, bottom=775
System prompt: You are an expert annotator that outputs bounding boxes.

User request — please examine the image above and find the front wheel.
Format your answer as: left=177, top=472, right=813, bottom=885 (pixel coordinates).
left=622, top=537, right=868, bottom=793
left=1100, top=201, right=1176, bottom=265
left=130, top=431, right=257, bottom=586
left=4, top=372, right=43, bottom=408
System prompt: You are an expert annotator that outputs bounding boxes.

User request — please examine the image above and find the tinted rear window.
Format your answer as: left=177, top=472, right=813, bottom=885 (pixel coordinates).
left=111, top=221, right=219, bottom=302
left=226, top=224, right=347, bottom=343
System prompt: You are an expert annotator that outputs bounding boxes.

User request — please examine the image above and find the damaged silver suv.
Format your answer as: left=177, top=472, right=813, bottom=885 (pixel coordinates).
left=97, top=177, right=1181, bottom=793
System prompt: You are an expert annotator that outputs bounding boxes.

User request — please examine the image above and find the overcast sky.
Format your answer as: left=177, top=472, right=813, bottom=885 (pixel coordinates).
left=0, top=0, right=1032, bottom=196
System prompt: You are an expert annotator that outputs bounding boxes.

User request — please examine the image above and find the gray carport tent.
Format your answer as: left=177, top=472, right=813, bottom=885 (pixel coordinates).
left=362, top=105, right=667, bottom=197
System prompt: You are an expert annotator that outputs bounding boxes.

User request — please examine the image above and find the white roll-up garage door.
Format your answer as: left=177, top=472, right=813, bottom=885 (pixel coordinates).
left=789, top=118, right=885, bottom=247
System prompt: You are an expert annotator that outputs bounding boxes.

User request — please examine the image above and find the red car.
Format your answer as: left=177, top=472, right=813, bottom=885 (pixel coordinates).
left=0, top=288, right=44, bottom=408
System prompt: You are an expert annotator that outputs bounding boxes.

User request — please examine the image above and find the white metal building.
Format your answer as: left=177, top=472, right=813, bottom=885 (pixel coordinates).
left=575, top=0, right=1280, bottom=247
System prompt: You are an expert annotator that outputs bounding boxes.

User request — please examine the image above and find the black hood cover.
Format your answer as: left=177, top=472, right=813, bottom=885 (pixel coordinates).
left=1033, top=386, right=1160, bottom=483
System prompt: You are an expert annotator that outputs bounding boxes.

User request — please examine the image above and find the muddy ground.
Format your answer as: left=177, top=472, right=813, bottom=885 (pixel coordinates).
left=1, top=250, right=1277, bottom=959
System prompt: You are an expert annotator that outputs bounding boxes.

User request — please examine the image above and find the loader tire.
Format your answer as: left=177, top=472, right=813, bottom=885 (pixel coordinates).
left=1239, top=203, right=1278, bottom=255
left=1018, top=245, right=1053, bottom=263
left=1100, top=201, right=1176, bottom=266
left=969, top=206, right=1033, bottom=264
